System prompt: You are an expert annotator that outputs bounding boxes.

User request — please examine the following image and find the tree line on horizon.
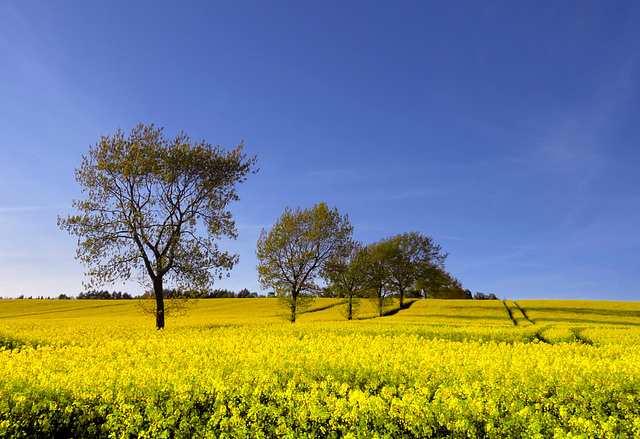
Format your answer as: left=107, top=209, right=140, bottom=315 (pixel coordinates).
left=5, top=289, right=498, bottom=302
left=7, top=288, right=265, bottom=300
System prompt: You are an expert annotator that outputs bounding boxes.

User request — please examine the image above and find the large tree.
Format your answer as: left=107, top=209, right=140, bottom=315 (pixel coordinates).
left=256, top=203, right=352, bottom=322
left=58, top=123, right=257, bottom=329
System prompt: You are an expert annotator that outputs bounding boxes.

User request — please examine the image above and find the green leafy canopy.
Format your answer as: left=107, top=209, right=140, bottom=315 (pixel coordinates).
left=256, top=202, right=353, bottom=322
left=58, top=123, right=258, bottom=298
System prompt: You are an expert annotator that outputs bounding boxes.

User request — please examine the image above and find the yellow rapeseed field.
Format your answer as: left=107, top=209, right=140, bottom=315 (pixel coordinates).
left=1, top=298, right=640, bottom=438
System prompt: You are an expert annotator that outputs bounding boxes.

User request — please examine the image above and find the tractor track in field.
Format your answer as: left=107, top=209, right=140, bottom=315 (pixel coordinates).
left=513, top=301, right=536, bottom=325
left=502, top=300, right=518, bottom=326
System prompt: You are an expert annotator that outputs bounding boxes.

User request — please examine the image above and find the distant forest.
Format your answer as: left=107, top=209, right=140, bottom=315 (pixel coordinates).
left=9, top=288, right=262, bottom=300
left=6, top=289, right=498, bottom=301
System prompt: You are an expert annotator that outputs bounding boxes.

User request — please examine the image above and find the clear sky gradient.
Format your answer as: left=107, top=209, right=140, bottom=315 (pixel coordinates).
left=1, top=1, right=639, bottom=300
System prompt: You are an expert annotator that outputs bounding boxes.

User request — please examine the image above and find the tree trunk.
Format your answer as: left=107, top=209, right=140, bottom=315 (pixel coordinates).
left=347, top=297, right=353, bottom=320
left=399, top=290, right=404, bottom=309
left=154, top=276, right=165, bottom=329
left=290, top=292, right=297, bottom=323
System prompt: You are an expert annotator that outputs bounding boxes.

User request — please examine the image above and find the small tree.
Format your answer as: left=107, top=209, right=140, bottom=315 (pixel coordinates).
left=58, top=123, right=257, bottom=329
left=384, top=232, right=447, bottom=308
left=323, top=241, right=369, bottom=320
left=417, top=265, right=459, bottom=299
left=256, top=203, right=353, bottom=322
left=362, top=240, right=395, bottom=317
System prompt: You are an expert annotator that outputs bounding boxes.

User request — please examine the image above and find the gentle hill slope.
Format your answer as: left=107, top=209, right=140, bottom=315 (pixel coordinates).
left=3, top=298, right=640, bottom=329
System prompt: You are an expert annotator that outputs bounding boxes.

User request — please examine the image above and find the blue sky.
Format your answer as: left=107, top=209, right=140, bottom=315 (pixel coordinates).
left=1, top=1, right=639, bottom=300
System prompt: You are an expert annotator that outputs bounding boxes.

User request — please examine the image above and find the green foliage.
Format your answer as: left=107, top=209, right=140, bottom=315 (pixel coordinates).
left=418, top=266, right=463, bottom=299
left=359, top=240, right=396, bottom=317
left=256, top=203, right=353, bottom=322
left=58, top=123, right=257, bottom=328
left=76, top=290, right=133, bottom=300
left=381, top=232, right=448, bottom=306
left=323, top=241, right=369, bottom=320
